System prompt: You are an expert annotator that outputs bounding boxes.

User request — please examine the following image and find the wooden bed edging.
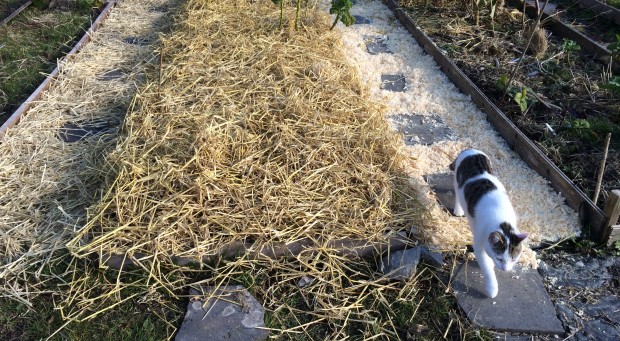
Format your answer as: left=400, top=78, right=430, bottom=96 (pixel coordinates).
left=0, top=1, right=32, bottom=26
left=509, top=0, right=617, bottom=71
left=101, top=236, right=413, bottom=270
left=0, top=1, right=117, bottom=139
left=578, top=0, right=620, bottom=25
left=383, top=0, right=610, bottom=242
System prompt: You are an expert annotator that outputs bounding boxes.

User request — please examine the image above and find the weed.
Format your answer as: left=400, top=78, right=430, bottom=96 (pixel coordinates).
left=329, top=0, right=355, bottom=30
left=514, top=88, right=528, bottom=113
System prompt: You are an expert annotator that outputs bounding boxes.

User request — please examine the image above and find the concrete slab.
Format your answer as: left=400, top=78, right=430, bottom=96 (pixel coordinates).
left=388, top=113, right=456, bottom=145
left=452, top=261, right=565, bottom=335
left=97, top=69, right=125, bottom=81
left=176, top=286, right=269, bottom=341
left=423, top=172, right=456, bottom=214
left=380, top=74, right=406, bottom=92
left=58, top=122, right=109, bottom=142
left=353, top=15, right=371, bottom=24
left=381, top=247, right=421, bottom=280
left=364, top=35, right=391, bottom=55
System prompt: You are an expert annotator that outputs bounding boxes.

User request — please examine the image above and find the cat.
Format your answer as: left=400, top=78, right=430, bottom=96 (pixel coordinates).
left=449, top=148, right=528, bottom=298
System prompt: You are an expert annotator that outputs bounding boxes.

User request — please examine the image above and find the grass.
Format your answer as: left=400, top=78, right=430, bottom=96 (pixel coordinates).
left=0, top=253, right=184, bottom=341
left=0, top=3, right=94, bottom=124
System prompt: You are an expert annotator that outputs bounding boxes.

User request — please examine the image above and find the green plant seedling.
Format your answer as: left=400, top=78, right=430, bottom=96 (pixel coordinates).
left=562, top=39, right=581, bottom=53
left=608, top=34, right=620, bottom=56
left=330, top=0, right=355, bottom=30
left=514, top=88, right=528, bottom=113
left=571, top=118, right=590, bottom=129
left=600, top=76, right=620, bottom=95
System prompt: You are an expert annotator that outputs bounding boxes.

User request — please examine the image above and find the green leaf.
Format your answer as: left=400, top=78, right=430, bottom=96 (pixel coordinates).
left=600, top=76, right=620, bottom=94
left=329, top=0, right=355, bottom=29
left=562, top=39, right=581, bottom=53
left=271, top=0, right=282, bottom=5
left=514, top=88, right=528, bottom=113
left=572, top=119, right=590, bottom=129
left=496, top=74, right=509, bottom=90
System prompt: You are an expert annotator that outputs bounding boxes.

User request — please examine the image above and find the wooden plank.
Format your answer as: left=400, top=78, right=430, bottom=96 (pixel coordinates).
left=0, top=1, right=116, bottom=139
left=578, top=0, right=620, bottom=25
left=608, top=226, right=620, bottom=244
left=0, top=1, right=32, bottom=27
left=384, top=0, right=609, bottom=242
left=102, top=236, right=415, bottom=270
left=603, top=190, right=620, bottom=243
left=509, top=0, right=616, bottom=70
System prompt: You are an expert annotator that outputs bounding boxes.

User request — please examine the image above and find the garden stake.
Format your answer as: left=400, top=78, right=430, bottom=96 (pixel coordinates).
left=593, top=133, right=612, bottom=205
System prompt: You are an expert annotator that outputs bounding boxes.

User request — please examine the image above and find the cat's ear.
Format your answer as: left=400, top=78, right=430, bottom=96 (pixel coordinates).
left=513, top=232, right=529, bottom=244
left=488, top=231, right=505, bottom=247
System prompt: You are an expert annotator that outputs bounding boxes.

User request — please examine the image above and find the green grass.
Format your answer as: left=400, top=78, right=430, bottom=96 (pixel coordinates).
left=0, top=254, right=184, bottom=341
left=607, top=0, right=620, bottom=10
left=0, top=4, right=93, bottom=123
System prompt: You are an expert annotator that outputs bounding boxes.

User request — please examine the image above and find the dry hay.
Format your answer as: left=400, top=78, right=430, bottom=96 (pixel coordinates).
left=0, top=0, right=174, bottom=304
left=62, top=0, right=426, bottom=337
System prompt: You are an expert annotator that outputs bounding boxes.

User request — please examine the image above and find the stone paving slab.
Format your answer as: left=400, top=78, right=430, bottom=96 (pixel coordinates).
left=58, top=122, right=110, bottom=142
left=380, top=74, right=406, bottom=92
left=388, top=113, right=456, bottom=145
left=423, top=172, right=455, bottom=213
left=97, top=69, right=125, bottom=81
left=452, top=261, right=565, bottom=335
left=364, top=35, right=391, bottom=55
left=353, top=14, right=371, bottom=24
left=176, top=286, right=269, bottom=341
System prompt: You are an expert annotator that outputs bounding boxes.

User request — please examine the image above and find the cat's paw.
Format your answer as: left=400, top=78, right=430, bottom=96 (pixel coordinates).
left=485, top=283, right=498, bottom=298
left=453, top=206, right=464, bottom=217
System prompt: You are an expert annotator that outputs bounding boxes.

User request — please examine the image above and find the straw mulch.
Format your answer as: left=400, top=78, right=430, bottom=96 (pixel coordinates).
left=64, top=0, right=427, bottom=337
left=0, top=0, right=175, bottom=304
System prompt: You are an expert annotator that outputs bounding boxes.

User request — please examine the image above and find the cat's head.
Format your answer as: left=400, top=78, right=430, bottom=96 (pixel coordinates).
left=485, top=222, right=528, bottom=271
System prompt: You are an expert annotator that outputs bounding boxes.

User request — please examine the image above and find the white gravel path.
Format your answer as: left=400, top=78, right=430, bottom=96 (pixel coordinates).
left=333, top=0, right=581, bottom=266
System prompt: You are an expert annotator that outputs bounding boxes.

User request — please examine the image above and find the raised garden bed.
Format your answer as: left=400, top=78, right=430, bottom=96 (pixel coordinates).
left=0, top=0, right=105, bottom=125
left=388, top=0, right=620, bottom=242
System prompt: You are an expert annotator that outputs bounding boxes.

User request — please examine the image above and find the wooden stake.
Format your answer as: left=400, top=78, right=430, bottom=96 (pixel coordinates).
left=604, top=190, right=620, bottom=243
left=593, top=133, right=611, bottom=205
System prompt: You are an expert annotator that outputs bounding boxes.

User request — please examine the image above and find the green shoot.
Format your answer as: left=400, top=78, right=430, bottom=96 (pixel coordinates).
left=514, top=88, right=528, bottom=113
left=330, top=0, right=355, bottom=30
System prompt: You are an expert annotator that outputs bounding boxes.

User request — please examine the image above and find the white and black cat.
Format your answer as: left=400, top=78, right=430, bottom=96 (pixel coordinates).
left=450, top=149, right=528, bottom=298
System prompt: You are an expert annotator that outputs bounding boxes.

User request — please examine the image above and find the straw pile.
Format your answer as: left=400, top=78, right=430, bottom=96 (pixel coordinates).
left=63, top=0, right=425, bottom=337
left=0, top=0, right=174, bottom=303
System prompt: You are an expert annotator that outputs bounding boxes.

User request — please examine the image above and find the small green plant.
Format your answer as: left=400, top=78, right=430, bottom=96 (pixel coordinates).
left=562, top=39, right=581, bottom=53
left=613, top=240, right=620, bottom=256
left=571, top=118, right=590, bottom=129
left=600, top=75, right=620, bottom=95
left=514, top=88, right=528, bottom=113
left=330, top=0, right=355, bottom=30
left=607, top=34, right=620, bottom=57
left=562, top=38, right=580, bottom=64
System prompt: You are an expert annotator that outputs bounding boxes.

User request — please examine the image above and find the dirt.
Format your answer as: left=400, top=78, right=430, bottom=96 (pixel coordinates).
left=399, top=0, right=620, bottom=210
left=537, top=245, right=620, bottom=339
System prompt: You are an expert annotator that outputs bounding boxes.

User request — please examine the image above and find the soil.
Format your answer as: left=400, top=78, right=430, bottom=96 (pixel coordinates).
left=398, top=0, right=620, bottom=210
left=538, top=246, right=620, bottom=339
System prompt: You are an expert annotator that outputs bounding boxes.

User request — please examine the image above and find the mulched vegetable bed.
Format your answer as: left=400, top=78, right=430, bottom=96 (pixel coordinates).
left=0, top=1, right=102, bottom=123
left=399, top=0, right=620, bottom=209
